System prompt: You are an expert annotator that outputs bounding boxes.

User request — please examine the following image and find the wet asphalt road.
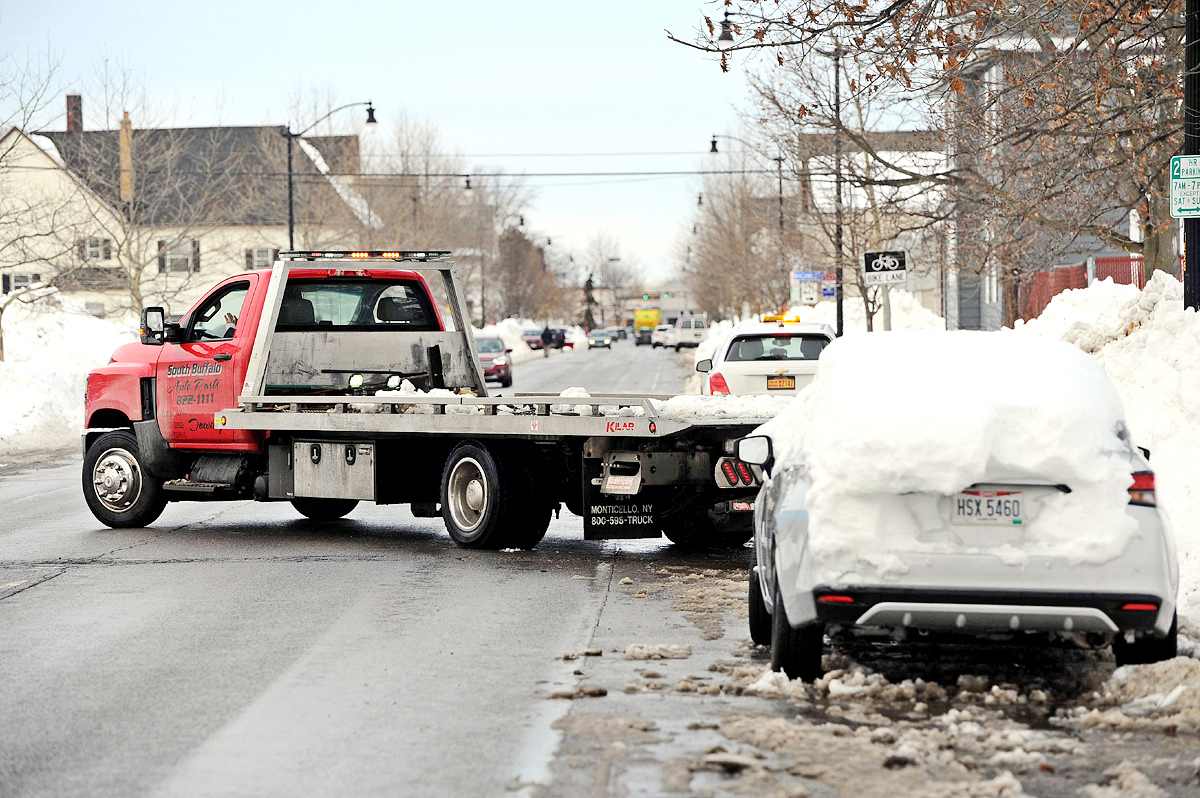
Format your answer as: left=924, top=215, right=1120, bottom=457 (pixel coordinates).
left=0, top=340, right=712, bottom=798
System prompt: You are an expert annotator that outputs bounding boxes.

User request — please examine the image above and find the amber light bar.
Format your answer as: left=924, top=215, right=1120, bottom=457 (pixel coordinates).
left=278, top=250, right=451, bottom=260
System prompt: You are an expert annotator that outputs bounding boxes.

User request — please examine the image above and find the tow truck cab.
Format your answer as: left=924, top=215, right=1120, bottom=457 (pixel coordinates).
left=85, top=264, right=446, bottom=464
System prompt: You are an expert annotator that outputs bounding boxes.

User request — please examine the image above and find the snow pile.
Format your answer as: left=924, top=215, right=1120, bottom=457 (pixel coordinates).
left=474, top=318, right=539, bottom=365
left=783, top=289, right=945, bottom=334
left=1011, top=273, right=1200, bottom=620
left=0, top=294, right=136, bottom=457
left=1066, top=657, right=1200, bottom=734
left=650, top=394, right=791, bottom=422
left=757, top=332, right=1139, bottom=577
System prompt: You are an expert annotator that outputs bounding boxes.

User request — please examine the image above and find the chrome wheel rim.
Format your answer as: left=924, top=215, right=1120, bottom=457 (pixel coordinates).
left=447, top=457, right=488, bottom=533
left=92, top=447, right=143, bottom=513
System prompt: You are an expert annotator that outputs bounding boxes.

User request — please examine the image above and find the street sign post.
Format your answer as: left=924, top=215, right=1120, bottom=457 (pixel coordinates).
left=862, top=251, right=907, bottom=286
left=1170, top=156, right=1200, bottom=218
left=799, top=282, right=819, bottom=305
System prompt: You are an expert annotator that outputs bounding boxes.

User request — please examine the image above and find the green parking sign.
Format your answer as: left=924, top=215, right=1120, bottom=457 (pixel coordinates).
left=1170, top=156, right=1200, bottom=218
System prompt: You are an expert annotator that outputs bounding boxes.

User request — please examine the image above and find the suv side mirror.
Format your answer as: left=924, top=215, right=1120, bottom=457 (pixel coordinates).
left=140, top=307, right=166, bottom=345
left=696, top=359, right=712, bottom=373
left=736, top=435, right=773, bottom=471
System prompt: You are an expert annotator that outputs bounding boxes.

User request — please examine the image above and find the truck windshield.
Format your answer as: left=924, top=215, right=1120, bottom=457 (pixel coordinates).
left=276, top=279, right=436, bottom=331
left=725, top=334, right=828, bottom=362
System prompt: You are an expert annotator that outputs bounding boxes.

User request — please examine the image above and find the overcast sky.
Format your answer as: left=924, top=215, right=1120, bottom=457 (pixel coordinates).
left=4, top=0, right=753, bottom=281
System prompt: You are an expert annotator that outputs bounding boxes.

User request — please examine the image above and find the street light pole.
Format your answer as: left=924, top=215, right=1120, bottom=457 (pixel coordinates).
left=282, top=101, right=376, bottom=250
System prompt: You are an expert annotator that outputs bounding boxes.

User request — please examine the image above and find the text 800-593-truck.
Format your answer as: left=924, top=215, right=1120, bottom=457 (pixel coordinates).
left=82, top=252, right=770, bottom=550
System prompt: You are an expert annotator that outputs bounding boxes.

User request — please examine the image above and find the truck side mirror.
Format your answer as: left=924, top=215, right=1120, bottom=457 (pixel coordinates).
left=163, top=322, right=183, bottom=343
left=736, top=435, right=773, bottom=473
left=140, top=307, right=166, bottom=345
left=696, top=359, right=712, bottom=373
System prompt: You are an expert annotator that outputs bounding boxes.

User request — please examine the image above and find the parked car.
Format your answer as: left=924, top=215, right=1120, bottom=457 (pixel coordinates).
left=651, top=324, right=672, bottom=348
left=697, top=318, right=835, bottom=396
left=739, top=333, right=1179, bottom=682
left=476, top=336, right=513, bottom=387
left=523, top=329, right=544, bottom=350
left=670, top=314, right=708, bottom=351
left=635, top=327, right=654, bottom=346
left=587, top=329, right=613, bottom=349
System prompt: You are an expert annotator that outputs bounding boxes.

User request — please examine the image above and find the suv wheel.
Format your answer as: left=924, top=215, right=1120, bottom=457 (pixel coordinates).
left=770, top=581, right=824, bottom=681
left=1113, top=613, right=1178, bottom=666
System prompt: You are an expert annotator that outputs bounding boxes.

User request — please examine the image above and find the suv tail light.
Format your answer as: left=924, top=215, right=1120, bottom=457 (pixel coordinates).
left=709, top=372, right=730, bottom=395
left=1129, top=471, right=1156, bottom=507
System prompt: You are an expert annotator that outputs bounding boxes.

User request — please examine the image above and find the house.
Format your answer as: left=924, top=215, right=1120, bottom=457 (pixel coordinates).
left=0, top=93, right=374, bottom=316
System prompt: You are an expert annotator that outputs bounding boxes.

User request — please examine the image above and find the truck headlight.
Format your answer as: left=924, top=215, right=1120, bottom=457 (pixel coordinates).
left=386, top=375, right=402, bottom=389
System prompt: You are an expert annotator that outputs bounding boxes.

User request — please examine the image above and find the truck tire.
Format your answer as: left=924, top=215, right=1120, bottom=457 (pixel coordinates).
left=770, top=581, right=824, bottom=681
left=748, top=564, right=772, bottom=646
left=291, top=498, right=358, bottom=521
left=1113, top=613, right=1178, bottom=666
left=441, top=443, right=535, bottom=549
left=83, top=430, right=168, bottom=528
left=505, top=463, right=553, bottom=550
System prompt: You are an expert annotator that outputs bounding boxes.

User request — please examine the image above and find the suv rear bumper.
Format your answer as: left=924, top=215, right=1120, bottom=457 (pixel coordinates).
left=813, top=586, right=1165, bottom=635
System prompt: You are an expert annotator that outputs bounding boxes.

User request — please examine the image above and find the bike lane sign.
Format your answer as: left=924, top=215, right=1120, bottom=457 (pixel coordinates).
left=1170, top=156, right=1200, bottom=218
left=863, top=251, right=907, bottom=286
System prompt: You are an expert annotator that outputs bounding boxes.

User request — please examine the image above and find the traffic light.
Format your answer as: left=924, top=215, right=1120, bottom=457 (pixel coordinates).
left=663, top=292, right=670, bottom=299
left=642, top=294, right=650, bottom=300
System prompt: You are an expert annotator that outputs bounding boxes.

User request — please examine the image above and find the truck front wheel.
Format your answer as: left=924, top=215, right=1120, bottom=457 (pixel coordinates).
left=83, top=430, right=168, bottom=528
left=291, top=498, right=358, bottom=521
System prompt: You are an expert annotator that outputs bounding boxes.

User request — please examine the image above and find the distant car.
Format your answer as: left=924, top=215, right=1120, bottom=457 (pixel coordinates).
left=476, top=336, right=513, bottom=387
left=651, top=324, right=672, bottom=348
left=740, top=334, right=1179, bottom=682
left=587, top=330, right=613, bottom=349
left=635, top=327, right=653, bottom=346
left=697, top=318, right=835, bottom=396
left=670, top=314, right=708, bottom=351
left=523, top=329, right=544, bottom=350
left=613, top=327, right=628, bottom=340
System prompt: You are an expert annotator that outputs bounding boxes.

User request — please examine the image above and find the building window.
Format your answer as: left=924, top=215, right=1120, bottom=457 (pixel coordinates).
left=158, top=240, right=200, bottom=274
left=246, top=248, right=278, bottom=269
left=76, top=237, right=112, bottom=261
left=3, top=273, right=40, bottom=293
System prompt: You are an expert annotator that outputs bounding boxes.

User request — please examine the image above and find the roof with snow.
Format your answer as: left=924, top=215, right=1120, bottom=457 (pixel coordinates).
left=35, top=126, right=362, bottom=227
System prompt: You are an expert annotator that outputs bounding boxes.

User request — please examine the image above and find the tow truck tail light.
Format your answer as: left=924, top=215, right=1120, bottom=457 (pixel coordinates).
left=1129, top=471, right=1156, bottom=507
left=709, top=372, right=730, bottom=395
left=1121, top=602, right=1158, bottom=611
left=721, top=460, right=739, bottom=486
left=735, top=461, right=753, bottom=485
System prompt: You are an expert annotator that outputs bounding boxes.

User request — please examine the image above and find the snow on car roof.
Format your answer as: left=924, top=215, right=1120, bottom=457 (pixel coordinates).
left=757, top=331, right=1138, bottom=567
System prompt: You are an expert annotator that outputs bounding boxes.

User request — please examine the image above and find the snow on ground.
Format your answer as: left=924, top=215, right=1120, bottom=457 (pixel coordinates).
left=1011, top=274, right=1200, bottom=622
left=0, top=294, right=136, bottom=457
left=474, top=318, right=587, bottom=365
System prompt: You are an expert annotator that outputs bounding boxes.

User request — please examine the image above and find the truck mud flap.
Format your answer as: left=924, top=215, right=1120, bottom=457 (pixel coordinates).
left=581, top=456, right=660, bottom=540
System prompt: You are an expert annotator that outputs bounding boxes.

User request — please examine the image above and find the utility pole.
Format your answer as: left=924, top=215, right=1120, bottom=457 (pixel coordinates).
left=833, top=44, right=845, bottom=336
left=1187, top=0, right=1200, bottom=309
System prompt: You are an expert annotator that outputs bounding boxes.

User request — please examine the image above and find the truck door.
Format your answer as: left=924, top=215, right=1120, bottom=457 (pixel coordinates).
left=157, top=276, right=258, bottom=448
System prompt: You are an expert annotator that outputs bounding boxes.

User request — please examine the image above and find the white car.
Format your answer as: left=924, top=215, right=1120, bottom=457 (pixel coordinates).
left=650, top=324, right=673, bottom=348
left=670, top=314, right=708, bottom=351
left=739, top=332, right=1178, bottom=681
left=696, top=318, right=835, bottom=396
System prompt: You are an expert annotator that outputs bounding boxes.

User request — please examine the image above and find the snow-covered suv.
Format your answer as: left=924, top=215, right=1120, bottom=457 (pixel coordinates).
left=738, top=332, right=1179, bottom=681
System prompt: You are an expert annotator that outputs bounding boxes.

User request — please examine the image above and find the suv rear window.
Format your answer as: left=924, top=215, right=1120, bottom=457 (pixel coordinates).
left=276, top=279, right=436, bottom=331
left=725, top=334, right=829, bottom=362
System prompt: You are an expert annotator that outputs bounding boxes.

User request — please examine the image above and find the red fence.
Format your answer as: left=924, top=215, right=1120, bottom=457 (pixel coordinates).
left=1019, top=254, right=1145, bottom=321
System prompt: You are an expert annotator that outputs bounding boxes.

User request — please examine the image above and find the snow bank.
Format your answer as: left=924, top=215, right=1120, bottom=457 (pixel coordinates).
left=0, top=294, right=136, bottom=457
left=475, top=318, right=539, bottom=365
left=1012, top=273, right=1200, bottom=620
left=757, top=332, right=1138, bottom=570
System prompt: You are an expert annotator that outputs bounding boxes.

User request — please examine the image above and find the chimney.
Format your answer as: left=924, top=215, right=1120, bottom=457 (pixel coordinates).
left=119, top=112, right=133, bottom=203
left=66, top=94, right=82, bottom=133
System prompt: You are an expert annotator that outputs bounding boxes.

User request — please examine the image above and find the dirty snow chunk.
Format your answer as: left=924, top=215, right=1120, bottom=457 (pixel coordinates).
left=619, top=577, right=634, bottom=586
left=1078, top=762, right=1167, bottom=798
left=1102, top=657, right=1200, bottom=722
left=623, top=643, right=692, bottom=660
left=756, top=332, right=1139, bottom=579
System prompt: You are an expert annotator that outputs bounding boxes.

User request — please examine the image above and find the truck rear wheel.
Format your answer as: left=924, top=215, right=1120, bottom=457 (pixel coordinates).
left=291, top=498, right=358, bottom=521
left=441, top=443, right=546, bottom=549
left=83, top=430, right=168, bottom=528
left=661, top=508, right=753, bottom=548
